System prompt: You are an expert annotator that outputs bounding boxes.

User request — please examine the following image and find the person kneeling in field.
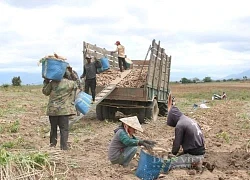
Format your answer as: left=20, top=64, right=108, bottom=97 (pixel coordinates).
left=42, top=68, right=79, bottom=150
left=166, top=97, right=206, bottom=171
left=108, top=116, right=156, bottom=167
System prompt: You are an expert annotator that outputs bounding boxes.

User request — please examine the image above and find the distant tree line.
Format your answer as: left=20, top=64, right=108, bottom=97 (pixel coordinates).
left=1, top=76, right=22, bottom=87
left=176, top=76, right=248, bottom=84
left=179, top=77, right=212, bottom=84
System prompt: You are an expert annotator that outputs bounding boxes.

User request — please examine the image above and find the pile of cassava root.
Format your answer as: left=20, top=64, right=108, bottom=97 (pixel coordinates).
left=96, top=67, right=148, bottom=88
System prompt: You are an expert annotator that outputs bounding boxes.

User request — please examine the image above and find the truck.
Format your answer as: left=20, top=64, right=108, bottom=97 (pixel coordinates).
left=82, top=39, right=171, bottom=123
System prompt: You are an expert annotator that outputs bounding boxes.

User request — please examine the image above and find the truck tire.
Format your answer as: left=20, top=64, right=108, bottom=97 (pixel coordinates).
left=158, top=102, right=168, bottom=117
left=145, top=99, right=159, bottom=121
left=101, top=106, right=116, bottom=120
left=96, top=105, right=104, bottom=121
left=107, top=107, right=116, bottom=120
left=102, top=106, right=109, bottom=120
left=137, top=108, right=146, bottom=124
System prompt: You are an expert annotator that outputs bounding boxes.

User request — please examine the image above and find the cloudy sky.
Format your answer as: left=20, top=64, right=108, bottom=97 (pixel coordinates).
left=1, top=0, right=250, bottom=83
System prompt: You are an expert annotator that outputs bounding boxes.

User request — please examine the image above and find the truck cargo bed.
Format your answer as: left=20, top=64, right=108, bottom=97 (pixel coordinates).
left=83, top=39, right=171, bottom=103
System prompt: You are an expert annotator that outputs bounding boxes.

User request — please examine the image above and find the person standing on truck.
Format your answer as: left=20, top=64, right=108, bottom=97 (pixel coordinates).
left=108, top=116, right=156, bottom=167
left=80, top=54, right=102, bottom=103
left=111, top=41, right=127, bottom=72
left=42, top=68, right=78, bottom=150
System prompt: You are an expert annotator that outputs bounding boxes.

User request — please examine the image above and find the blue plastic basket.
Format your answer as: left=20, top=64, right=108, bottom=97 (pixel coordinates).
left=76, top=92, right=92, bottom=104
left=42, top=58, right=69, bottom=81
left=97, top=57, right=110, bottom=73
left=135, top=150, right=171, bottom=180
left=74, top=92, right=92, bottom=115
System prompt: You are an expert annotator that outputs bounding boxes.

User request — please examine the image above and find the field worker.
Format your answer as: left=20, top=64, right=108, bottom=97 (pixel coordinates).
left=108, top=116, right=156, bottom=167
left=67, top=66, right=82, bottom=91
left=42, top=68, right=78, bottom=150
left=111, top=41, right=127, bottom=72
left=80, top=54, right=102, bottom=103
left=212, top=91, right=227, bottom=100
left=221, top=92, right=227, bottom=99
left=167, top=105, right=206, bottom=171
left=66, top=66, right=82, bottom=116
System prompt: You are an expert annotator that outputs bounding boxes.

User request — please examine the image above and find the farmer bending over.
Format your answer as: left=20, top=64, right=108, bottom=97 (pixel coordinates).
left=167, top=105, right=206, bottom=171
left=108, top=116, right=156, bottom=167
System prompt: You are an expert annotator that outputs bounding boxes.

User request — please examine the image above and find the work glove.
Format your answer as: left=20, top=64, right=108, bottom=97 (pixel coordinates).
left=143, top=140, right=157, bottom=146
left=138, top=140, right=154, bottom=151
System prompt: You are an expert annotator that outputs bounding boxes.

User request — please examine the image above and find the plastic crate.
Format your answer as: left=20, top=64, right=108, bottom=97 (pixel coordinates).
left=74, top=92, right=92, bottom=115
left=42, top=58, right=69, bottom=81
left=135, top=150, right=171, bottom=180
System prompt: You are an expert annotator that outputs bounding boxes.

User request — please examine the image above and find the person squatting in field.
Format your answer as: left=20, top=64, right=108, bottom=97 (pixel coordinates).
left=42, top=68, right=79, bottom=150
left=108, top=116, right=156, bottom=167
left=167, top=105, right=206, bottom=171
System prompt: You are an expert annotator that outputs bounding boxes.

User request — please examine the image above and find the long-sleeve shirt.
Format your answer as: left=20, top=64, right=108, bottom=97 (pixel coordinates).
left=167, top=106, right=205, bottom=155
left=173, top=116, right=205, bottom=155
left=42, top=78, right=77, bottom=116
left=81, top=60, right=102, bottom=80
left=108, top=127, right=139, bottom=161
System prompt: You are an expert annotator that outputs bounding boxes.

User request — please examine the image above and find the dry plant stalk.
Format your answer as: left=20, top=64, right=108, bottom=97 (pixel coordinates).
left=0, top=148, right=70, bottom=180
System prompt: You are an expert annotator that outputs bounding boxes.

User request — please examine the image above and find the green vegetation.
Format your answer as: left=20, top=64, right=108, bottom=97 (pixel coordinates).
left=216, top=131, right=230, bottom=143
left=0, top=148, right=51, bottom=179
left=176, top=89, right=250, bottom=101
left=173, top=77, right=250, bottom=84
left=0, top=120, right=20, bottom=133
left=2, top=84, right=9, bottom=88
left=12, top=76, right=22, bottom=86
left=1, top=137, right=25, bottom=149
left=0, top=102, right=25, bottom=117
left=236, top=112, right=250, bottom=129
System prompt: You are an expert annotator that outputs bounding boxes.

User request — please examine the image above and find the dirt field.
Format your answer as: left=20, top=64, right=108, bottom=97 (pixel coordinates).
left=0, top=82, right=250, bottom=179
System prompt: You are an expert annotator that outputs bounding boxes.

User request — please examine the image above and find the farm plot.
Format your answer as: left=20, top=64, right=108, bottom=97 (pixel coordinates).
left=0, top=82, right=249, bottom=179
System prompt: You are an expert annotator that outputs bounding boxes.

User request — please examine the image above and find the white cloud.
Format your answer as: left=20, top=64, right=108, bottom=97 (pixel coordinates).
left=1, top=0, right=250, bottom=83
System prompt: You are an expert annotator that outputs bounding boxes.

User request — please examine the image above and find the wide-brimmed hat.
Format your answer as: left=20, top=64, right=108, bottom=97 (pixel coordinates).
left=119, top=116, right=143, bottom=132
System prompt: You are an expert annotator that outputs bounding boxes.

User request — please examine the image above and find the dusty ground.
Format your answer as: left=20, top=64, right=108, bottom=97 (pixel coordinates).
left=0, top=82, right=250, bottom=179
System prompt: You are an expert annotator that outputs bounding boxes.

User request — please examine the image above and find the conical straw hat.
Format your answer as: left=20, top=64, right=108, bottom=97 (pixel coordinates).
left=119, top=116, right=143, bottom=132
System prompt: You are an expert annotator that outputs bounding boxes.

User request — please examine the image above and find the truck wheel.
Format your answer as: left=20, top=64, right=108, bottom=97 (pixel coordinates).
left=108, top=107, right=116, bottom=120
left=158, top=102, right=168, bottom=117
left=102, top=106, right=109, bottom=120
left=145, top=99, right=159, bottom=121
left=96, top=105, right=104, bottom=121
left=137, top=108, right=146, bottom=124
